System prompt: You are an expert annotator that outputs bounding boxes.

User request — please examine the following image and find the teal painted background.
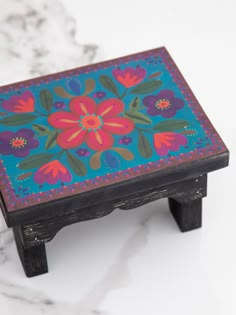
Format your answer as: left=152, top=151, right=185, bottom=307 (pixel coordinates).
left=0, top=53, right=211, bottom=200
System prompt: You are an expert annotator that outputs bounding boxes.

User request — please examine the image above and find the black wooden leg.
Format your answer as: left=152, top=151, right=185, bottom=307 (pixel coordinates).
left=168, top=198, right=202, bottom=232
left=13, top=226, right=48, bottom=277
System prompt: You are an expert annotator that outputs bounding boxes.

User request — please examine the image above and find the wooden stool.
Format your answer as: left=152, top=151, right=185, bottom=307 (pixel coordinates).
left=0, top=47, right=229, bottom=277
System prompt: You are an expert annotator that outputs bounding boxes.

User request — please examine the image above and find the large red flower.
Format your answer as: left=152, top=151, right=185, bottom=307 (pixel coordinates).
left=48, top=96, right=134, bottom=151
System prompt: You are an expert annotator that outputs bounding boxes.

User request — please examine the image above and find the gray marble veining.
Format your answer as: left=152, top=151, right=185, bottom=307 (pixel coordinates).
left=0, top=0, right=99, bottom=85
left=0, top=219, right=13, bottom=265
left=0, top=278, right=80, bottom=314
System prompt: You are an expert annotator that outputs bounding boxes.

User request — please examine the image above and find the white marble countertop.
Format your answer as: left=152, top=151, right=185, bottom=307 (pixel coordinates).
left=0, top=0, right=235, bottom=314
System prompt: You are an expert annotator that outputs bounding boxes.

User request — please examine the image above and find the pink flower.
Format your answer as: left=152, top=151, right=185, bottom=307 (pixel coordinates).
left=34, top=160, right=72, bottom=184
left=153, top=132, right=188, bottom=156
left=2, top=91, right=35, bottom=112
left=112, top=66, right=146, bottom=88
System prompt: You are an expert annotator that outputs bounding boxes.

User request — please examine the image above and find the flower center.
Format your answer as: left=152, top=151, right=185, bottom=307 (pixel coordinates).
left=155, top=99, right=171, bottom=110
left=10, top=137, right=27, bottom=148
left=79, top=114, right=103, bottom=131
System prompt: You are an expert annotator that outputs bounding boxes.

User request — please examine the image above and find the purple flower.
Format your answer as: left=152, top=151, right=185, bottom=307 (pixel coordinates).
left=76, top=148, right=90, bottom=157
left=53, top=101, right=66, bottom=110
left=0, top=129, right=39, bottom=157
left=143, top=90, right=184, bottom=118
left=118, top=136, right=132, bottom=145
left=93, top=91, right=106, bottom=99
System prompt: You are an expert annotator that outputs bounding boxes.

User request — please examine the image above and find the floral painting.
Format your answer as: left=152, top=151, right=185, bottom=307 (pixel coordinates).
left=0, top=48, right=216, bottom=211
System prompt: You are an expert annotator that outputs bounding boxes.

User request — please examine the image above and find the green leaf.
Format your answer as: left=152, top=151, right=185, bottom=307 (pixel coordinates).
left=129, top=97, right=141, bottom=112
left=40, top=90, right=53, bottom=113
left=130, top=80, right=162, bottom=94
left=90, top=151, right=102, bottom=170
left=0, top=114, right=37, bottom=126
left=124, top=110, right=152, bottom=125
left=32, top=124, right=51, bottom=135
left=138, top=133, right=152, bottom=158
left=18, top=153, right=54, bottom=170
left=99, top=75, right=119, bottom=97
left=45, top=130, right=58, bottom=150
left=112, top=147, right=134, bottom=160
left=66, top=152, right=87, bottom=176
left=54, top=86, right=74, bottom=98
left=153, top=119, right=189, bottom=132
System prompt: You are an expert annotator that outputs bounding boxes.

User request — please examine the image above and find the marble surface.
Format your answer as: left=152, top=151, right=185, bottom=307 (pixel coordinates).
left=0, top=0, right=99, bottom=85
left=0, top=0, right=235, bottom=314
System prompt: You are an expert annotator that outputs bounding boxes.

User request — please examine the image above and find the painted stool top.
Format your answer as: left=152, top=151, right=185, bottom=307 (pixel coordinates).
left=0, top=47, right=228, bottom=212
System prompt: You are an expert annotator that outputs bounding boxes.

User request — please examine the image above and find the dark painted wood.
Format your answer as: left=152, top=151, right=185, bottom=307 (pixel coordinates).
left=13, top=226, right=48, bottom=277
left=11, top=174, right=207, bottom=276
left=3, top=151, right=228, bottom=227
left=169, top=198, right=202, bottom=232
left=20, top=174, right=207, bottom=248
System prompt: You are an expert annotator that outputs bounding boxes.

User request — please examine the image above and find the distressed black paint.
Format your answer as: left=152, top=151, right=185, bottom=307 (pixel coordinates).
left=10, top=174, right=209, bottom=277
